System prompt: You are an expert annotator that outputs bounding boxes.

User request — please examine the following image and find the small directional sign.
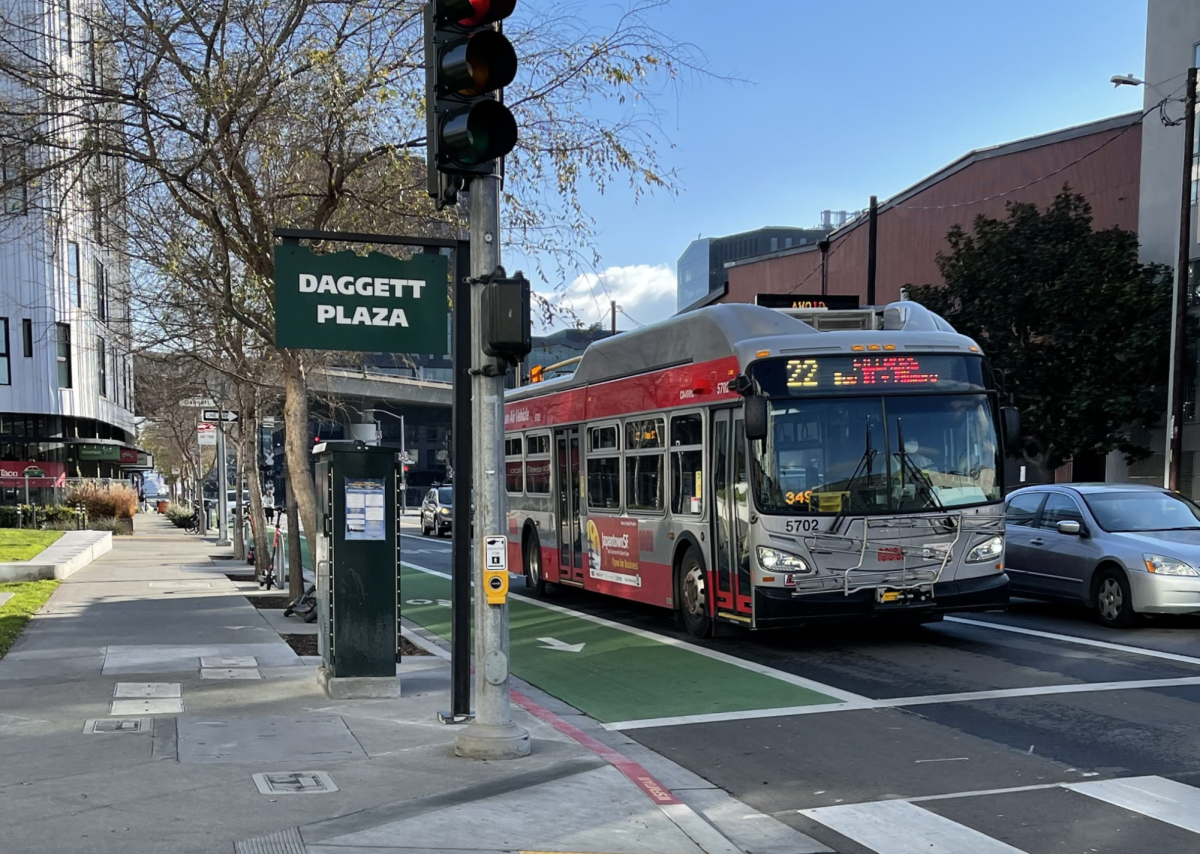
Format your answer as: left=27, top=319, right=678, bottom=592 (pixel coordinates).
left=201, top=409, right=239, bottom=423
left=180, top=397, right=216, bottom=408
left=484, top=535, right=507, bottom=571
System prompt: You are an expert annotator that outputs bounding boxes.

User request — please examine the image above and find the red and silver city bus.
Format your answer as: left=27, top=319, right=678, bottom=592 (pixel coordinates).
left=503, top=302, right=1014, bottom=637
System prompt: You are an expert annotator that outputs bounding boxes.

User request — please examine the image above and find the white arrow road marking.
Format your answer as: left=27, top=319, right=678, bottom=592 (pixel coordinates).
left=537, top=637, right=586, bottom=653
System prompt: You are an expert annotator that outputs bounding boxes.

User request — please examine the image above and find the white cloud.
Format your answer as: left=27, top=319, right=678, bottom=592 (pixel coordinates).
left=535, top=264, right=677, bottom=332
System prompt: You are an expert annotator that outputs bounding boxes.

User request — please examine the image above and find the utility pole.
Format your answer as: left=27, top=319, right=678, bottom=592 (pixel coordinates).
left=610, top=300, right=617, bottom=335
left=454, top=174, right=531, bottom=760
left=214, top=421, right=231, bottom=546
left=866, top=195, right=878, bottom=307
left=1167, top=66, right=1198, bottom=492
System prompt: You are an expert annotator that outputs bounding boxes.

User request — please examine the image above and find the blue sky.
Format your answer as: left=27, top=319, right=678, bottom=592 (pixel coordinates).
left=518, top=0, right=1148, bottom=331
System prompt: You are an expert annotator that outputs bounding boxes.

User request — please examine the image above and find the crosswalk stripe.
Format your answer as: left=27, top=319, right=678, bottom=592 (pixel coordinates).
left=1067, top=776, right=1200, bottom=834
left=800, top=799, right=1027, bottom=854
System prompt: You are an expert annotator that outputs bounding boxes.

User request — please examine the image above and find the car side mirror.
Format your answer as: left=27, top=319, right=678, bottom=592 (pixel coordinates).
left=1001, top=406, right=1021, bottom=453
left=744, top=396, right=768, bottom=442
left=1057, top=520, right=1081, bottom=536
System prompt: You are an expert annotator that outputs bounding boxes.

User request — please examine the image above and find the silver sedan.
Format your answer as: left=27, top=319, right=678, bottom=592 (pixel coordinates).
left=1004, top=483, right=1200, bottom=627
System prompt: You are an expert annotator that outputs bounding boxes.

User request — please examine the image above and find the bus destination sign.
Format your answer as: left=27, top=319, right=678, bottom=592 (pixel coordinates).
left=756, top=293, right=860, bottom=310
left=274, top=244, right=449, bottom=354
left=751, top=353, right=989, bottom=397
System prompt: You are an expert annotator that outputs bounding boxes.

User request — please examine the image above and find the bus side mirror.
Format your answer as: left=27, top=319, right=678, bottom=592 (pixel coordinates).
left=1001, top=407, right=1021, bottom=453
left=744, top=396, right=768, bottom=441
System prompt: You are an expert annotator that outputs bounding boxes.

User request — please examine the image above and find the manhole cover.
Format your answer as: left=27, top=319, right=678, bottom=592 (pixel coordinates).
left=84, top=718, right=150, bottom=733
left=114, top=682, right=182, bottom=698
left=201, top=656, right=258, bottom=668
left=201, top=668, right=262, bottom=680
left=110, top=699, right=184, bottom=715
left=252, top=771, right=338, bottom=795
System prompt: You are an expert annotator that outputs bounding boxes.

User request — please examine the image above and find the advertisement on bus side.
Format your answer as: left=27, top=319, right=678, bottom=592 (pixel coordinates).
left=586, top=516, right=641, bottom=587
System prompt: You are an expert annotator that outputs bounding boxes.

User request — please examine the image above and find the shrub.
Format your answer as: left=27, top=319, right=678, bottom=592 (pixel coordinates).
left=0, top=505, right=83, bottom=529
left=85, top=516, right=132, bottom=536
left=64, top=482, right=138, bottom=520
left=165, top=504, right=194, bottom=528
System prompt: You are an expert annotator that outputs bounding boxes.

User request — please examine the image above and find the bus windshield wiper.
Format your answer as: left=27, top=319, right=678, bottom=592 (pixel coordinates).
left=895, top=419, right=941, bottom=511
left=832, top=418, right=877, bottom=532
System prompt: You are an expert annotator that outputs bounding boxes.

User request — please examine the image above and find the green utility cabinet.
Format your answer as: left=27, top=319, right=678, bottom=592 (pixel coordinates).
left=314, top=443, right=402, bottom=681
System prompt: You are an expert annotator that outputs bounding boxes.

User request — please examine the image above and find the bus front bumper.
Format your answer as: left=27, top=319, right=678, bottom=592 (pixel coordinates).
left=752, top=572, right=1010, bottom=629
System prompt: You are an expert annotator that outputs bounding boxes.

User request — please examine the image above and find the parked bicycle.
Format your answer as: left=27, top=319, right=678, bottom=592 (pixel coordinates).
left=183, top=511, right=200, bottom=535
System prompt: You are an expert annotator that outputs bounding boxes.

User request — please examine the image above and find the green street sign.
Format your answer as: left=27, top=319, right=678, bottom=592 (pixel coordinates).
left=79, top=445, right=120, bottom=461
left=274, top=244, right=449, bottom=354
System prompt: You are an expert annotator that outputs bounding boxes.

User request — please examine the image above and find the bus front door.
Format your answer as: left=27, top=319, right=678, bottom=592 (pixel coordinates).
left=555, top=428, right=584, bottom=585
left=712, top=410, right=753, bottom=624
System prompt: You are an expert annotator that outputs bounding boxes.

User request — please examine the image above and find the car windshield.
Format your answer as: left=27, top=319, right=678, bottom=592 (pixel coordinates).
left=1083, top=491, right=1200, bottom=532
left=751, top=394, right=1001, bottom=515
left=437, top=488, right=453, bottom=504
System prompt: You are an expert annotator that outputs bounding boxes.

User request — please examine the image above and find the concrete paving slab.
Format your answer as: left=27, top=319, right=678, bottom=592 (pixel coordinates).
left=201, top=655, right=259, bottom=668
left=176, top=715, right=367, bottom=764
left=111, top=698, right=185, bottom=715
left=114, top=682, right=182, bottom=698
left=314, top=765, right=706, bottom=854
left=258, top=606, right=317, bottom=635
left=201, top=667, right=263, bottom=679
left=103, top=643, right=299, bottom=674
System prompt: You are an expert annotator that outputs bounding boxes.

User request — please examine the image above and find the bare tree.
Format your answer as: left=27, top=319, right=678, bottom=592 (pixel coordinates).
left=0, top=0, right=709, bottom=567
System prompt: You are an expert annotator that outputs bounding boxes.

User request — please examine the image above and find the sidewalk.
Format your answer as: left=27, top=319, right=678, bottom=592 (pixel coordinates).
left=0, top=514, right=829, bottom=854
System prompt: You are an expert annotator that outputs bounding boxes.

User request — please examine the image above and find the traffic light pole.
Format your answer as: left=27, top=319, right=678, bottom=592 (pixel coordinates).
left=1167, top=66, right=1197, bottom=492
left=454, top=173, right=531, bottom=760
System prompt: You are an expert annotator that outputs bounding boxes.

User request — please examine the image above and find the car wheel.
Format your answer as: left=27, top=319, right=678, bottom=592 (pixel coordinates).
left=438, top=525, right=449, bottom=538
left=525, top=533, right=546, bottom=598
left=421, top=515, right=430, bottom=536
left=1094, top=566, right=1136, bottom=628
left=679, top=547, right=711, bottom=639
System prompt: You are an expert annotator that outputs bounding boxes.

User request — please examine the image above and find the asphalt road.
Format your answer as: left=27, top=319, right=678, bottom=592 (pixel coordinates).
left=398, top=521, right=1200, bottom=854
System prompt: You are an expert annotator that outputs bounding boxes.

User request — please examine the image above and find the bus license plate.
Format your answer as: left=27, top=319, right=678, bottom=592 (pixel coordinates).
left=876, top=587, right=933, bottom=605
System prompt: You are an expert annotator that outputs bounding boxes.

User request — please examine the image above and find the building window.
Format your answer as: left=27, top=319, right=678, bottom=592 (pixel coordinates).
left=60, top=0, right=72, bottom=55
left=68, top=241, right=80, bottom=306
left=0, top=318, right=9, bottom=385
left=97, top=336, right=106, bottom=397
left=770, top=237, right=778, bottom=251
left=2, top=148, right=27, bottom=215
left=21, top=319, right=31, bottom=357
left=94, top=260, right=107, bottom=321
left=56, top=323, right=71, bottom=388
left=785, top=238, right=793, bottom=248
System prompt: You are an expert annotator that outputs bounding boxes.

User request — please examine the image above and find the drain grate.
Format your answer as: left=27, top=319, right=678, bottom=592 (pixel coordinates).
left=252, top=771, right=338, bottom=795
left=234, top=827, right=307, bottom=854
left=84, top=718, right=150, bottom=733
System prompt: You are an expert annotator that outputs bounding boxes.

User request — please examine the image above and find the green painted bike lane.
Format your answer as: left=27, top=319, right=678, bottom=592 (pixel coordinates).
left=400, top=565, right=840, bottom=724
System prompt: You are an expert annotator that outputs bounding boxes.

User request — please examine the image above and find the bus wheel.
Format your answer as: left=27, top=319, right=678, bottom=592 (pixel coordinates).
left=679, top=547, right=711, bottom=639
left=525, top=533, right=547, bottom=598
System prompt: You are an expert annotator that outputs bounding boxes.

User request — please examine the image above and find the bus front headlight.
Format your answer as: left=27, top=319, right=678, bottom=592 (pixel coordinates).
left=757, top=547, right=810, bottom=573
left=966, top=536, right=1004, bottom=563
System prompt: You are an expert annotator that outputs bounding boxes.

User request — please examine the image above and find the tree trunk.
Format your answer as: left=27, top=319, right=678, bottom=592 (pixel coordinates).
left=284, top=458, right=304, bottom=600
left=282, top=351, right=318, bottom=584
left=232, top=425, right=246, bottom=560
left=238, top=386, right=272, bottom=580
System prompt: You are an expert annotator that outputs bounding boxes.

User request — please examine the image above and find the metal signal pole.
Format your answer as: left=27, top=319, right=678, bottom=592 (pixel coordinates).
left=1167, top=66, right=1197, bottom=492
left=867, top=195, right=878, bottom=307
left=454, top=173, right=531, bottom=760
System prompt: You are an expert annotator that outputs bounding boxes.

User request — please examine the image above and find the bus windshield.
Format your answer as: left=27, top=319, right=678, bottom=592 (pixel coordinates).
left=751, top=394, right=1001, bottom=515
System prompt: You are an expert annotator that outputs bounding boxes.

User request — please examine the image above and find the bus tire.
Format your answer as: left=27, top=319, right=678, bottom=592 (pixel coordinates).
left=678, top=546, right=711, bottom=639
left=525, top=531, right=547, bottom=598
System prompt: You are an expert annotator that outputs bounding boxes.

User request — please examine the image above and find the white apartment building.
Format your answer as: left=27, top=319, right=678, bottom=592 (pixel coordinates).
left=0, top=0, right=136, bottom=501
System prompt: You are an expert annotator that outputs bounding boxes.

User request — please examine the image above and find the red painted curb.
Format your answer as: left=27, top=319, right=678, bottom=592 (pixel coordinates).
left=513, top=689, right=683, bottom=806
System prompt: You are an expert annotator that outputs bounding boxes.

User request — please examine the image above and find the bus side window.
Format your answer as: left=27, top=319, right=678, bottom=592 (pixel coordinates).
left=504, top=436, right=524, bottom=495
left=587, top=425, right=621, bottom=510
left=670, top=413, right=703, bottom=515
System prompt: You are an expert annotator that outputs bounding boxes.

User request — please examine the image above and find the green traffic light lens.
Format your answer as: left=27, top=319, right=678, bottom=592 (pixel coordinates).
left=441, top=100, right=518, bottom=166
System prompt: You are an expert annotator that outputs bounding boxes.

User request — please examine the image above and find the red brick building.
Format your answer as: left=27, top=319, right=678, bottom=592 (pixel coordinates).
left=719, top=113, right=1142, bottom=307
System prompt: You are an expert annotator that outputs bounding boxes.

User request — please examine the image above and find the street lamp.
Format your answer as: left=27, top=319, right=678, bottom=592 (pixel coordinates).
left=1115, top=68, right=1197, bottom=491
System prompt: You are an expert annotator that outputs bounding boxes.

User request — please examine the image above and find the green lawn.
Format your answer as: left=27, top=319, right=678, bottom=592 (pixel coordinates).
left=0, top=580, right=59, bottom=658
left=0, top=530, right=62, bottom=562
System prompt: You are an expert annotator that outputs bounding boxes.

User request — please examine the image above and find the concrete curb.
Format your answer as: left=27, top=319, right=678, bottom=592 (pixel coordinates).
left=0, top=530, right=113, bottom=582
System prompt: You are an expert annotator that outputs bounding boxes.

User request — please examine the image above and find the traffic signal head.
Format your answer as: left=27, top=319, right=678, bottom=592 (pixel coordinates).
left=426, top=0, right=520, bottom=207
